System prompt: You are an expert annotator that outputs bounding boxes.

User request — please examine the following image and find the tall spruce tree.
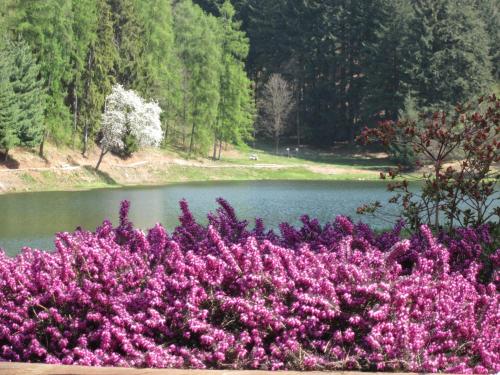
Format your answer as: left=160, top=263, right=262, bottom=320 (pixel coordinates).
left=9, top=39, right=46, bottom=147
left=69, top=0, right=98, bottom=148
left=407, top=0, right=492, bottom=110
left=13, top=0, right=75, bottom=155
left=363, top=0, right=414, bottom=123
left=80, top=0, right=118, bottom=155
left=108, top=0, right=144, bottom=87
left=474, top=0, right=500, bottom=81
left=136, top=0, right=183, bottom=145
left=0, top=43, right=20, bottom=160
left=213, top=0, right=254, bottom=159
left=174, top=0, right=221, bottom=155
left=3, top=0, right=497, bottom=152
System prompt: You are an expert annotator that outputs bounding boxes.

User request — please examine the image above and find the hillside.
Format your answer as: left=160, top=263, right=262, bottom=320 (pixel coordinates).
left=0, top=144, right=390, bottom=194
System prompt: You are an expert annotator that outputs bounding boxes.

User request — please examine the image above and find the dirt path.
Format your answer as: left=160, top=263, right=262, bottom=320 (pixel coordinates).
left=0, top=160, right=372, bottom=174
left=0, top=145, right=381, bottom=193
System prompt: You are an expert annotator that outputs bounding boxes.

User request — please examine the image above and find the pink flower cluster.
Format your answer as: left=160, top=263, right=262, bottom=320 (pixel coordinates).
left=0, top=199, right=498, bottom=373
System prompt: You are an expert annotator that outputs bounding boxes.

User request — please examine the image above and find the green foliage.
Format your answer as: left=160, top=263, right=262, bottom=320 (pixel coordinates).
left=79, top=0, right=118, bottom=155
left=13, top=0, right=75, bottom=144
left=135, top=0, right=183, bottom=145
left=474, top=0, right=500, bottom=81
left=213, top=0, right=255, bottom=158
left=404, top=0, right=493, bottom=113
left=206, top=0, right=497, bottom=146
left=68, top=0, right=98, bottom=147
left=8, top=39, right=46, bottom=147
left=0, top=38, right=45, bottom=156
left=118, top=134, right=139, bottom=158
left=363, top=0, right=414, bottom=122
left=174, top=0, right=222, bottom=155
left=3, top=0, right=496, bottom=156
left=387, top=93, right=419, bottom=168
left=0, top=45, right=19, bottom=156
left=2, top=0, right=257, bottom=158
left=107, top=0, right=144, bottom=87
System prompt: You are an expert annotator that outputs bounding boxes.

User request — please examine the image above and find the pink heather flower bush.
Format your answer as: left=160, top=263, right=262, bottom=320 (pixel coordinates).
left=0, top=199, right=498, bottom=373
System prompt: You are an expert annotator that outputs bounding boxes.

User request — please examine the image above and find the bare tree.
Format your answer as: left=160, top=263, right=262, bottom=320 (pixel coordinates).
left=260, top=74, right=294, bottom=154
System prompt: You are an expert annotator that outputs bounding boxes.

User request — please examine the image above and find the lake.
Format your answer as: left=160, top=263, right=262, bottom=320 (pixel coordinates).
left=0, top=180, right=398, bottom=256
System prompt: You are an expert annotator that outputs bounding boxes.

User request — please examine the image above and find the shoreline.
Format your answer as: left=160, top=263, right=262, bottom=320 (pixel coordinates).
left=0, top=144, right=392, bottom=195
left=0, top=167, right=388, bottom=196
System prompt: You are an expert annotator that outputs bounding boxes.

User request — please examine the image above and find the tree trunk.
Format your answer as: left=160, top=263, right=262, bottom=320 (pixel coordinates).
left=39, top=132, right=46, bottom=158
left=188, top=122, right=196, bottom=156
left=212, top=134, right=218, bottom=161
left=72, top=86, right=78, bottom=149
left=296, top=70, right=303, bottom=147
left=3, top=149, right=8, bottom=162
left=81, top=48, right=93, bottom=155
left=164, top=120, right=169, bottom=144
left=296, top=104, right=301, bottom=147
left=434, top=166, right=440, bottom=229
left=95, top=148, right=107, bottom=171
left=82, top=120, right=88, bottom=157
left=218, top=139, right=222, bottom=160
left=275, top=134, right=280, bottom=154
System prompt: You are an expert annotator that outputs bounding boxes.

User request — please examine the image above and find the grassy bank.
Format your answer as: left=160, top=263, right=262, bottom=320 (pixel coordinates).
left=0, top=143, right=395, bottom=194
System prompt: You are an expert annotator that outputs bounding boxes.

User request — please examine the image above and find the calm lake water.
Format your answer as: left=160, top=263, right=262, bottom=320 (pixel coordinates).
left=0, top=180, right=398, bottom=256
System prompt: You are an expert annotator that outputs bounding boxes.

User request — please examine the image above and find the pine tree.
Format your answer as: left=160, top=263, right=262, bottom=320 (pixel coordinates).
left=80, top=0, right=118, bottom=155
left=13, top=0, right=75, bottom=155
left=213, top=0, right=254, bottom=159
left=108, top=0, right=145, bottom=87
left=69, top=0, right=98, bottom=148
left=136, top=0, right=183, bottom=145
left=363, top=0, right=414, bottom=123
left=174, top=0, right=222, bottom=155
left=0, top=43, right=20, bottom=160
left=8, top=39, right=46, bottom=147
left=474, top=0, right=500, bottom=81
left=407, top=0, right=492, bottom=110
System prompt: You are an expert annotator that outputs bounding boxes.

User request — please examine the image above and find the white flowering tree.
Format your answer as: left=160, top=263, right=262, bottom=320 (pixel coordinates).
left=95, top=84, right=163, bottom=171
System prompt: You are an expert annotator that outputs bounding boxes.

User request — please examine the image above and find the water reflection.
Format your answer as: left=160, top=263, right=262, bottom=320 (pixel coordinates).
left=0, top=180, right=394, bottom=255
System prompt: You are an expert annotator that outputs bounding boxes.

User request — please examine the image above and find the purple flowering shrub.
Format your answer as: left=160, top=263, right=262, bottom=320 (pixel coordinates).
left=0, top=199, right=498, bottom=373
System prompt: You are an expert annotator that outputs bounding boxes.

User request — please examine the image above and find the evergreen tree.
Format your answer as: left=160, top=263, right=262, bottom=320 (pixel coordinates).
left=0, top=43, right=20, bottom=160
left=80, top=0, right=118, bottom=155
left=174, top=0, right=221, bottom=155
left=3, top=0, right=497, bottom=152
left=69, top=0, right=98, bottom=148
left=8, top=39, right=46, bottom=147
left=13, top=0, right=75, bottom=154
left=191, top=0, right=221, bottom=15
left=363, top=0, right=414, bottom=123
left=474, top=0, right=500, bottom=81
left=108, top=0, right=144, bottom=87
left=213, top=0, right=254, bottom=159
left=136, top=0, right=183, bottom=145
left=407, top=0, right=492, bottom=110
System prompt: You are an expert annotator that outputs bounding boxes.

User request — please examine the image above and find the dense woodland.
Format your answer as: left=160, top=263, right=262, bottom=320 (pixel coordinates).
left=0, top=0, right=498, bottom=159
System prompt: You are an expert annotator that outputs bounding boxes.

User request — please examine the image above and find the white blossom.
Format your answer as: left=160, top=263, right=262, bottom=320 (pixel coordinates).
left=100, top=84, right=163, bottom=154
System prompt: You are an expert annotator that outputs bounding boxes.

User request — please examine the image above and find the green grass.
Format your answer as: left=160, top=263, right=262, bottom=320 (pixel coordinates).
left=3, top=143, right=396, bottom=195
left=10, top=164, right=384, bottom=195
left=155, top=165, right=376, bottom=182
left=19, top=172, right=37, bottom=184
left=224, top=143, right=393, bottom=170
